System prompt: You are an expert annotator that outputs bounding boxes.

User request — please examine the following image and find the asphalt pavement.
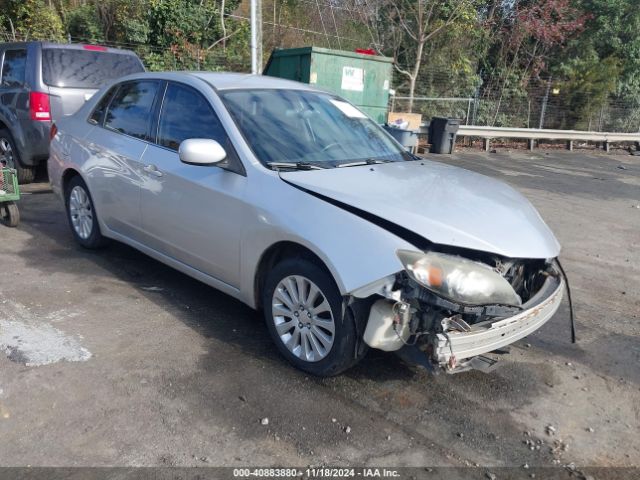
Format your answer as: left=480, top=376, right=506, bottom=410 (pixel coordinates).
left=0, top=149, right=638, bottom=472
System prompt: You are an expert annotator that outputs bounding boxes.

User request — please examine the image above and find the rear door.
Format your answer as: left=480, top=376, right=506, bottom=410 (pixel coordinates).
left=84, top=80, right=160, bottom=240
left=0, top=48, right=29, bottom=132
left=138, top=82, right=248, bottom=287
left=41, top=46, right=145, bottom=121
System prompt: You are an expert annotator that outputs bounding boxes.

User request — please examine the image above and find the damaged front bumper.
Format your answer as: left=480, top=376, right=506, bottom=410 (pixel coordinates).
left=433, top=274, right=563, bottom=371
left=359, top=259, right=565, bottom=374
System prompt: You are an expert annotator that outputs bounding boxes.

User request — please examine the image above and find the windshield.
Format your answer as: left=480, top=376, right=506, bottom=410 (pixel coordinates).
left=219, top=89, right=411, bottom=167
left=42, top=49, right=144, bottom=89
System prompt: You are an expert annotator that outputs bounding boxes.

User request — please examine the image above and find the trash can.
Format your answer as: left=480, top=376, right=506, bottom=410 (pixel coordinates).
left=429, top=117, right=460, bottom=154
left=383, top=125, right=418, bottom=151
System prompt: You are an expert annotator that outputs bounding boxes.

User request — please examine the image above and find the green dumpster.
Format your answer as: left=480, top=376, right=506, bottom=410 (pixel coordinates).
left=263, top=47, right=393, bottom=124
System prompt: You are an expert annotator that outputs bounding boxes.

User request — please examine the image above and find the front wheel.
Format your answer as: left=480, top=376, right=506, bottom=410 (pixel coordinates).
left=65, top=176, right=108, bottom=249
left=263, top=258, right=360, bottom=376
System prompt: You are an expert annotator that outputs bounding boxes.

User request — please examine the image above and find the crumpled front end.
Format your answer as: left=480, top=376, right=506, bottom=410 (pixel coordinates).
left=357, top=252, right=564, bottom=373
left=431, top=274, right=563, bottom=372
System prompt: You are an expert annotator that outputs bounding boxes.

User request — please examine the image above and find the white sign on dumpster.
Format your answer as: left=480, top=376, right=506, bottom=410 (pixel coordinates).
left=341, top=66, right=364, bottom=92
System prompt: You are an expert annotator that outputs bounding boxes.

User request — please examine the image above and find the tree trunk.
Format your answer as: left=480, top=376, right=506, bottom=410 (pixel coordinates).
left=408, top=74, right=417, bottom=112
left=220, top=0, right=226, bottom=50
left=408, top=38, right=425, bottom=113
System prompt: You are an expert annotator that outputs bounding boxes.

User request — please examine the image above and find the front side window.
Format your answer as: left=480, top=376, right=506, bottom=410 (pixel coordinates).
left=1, top=49, right=27, bottom=87
left=219, top=89, right=410, bottom=167
left=157, top=83, right=229, bottom=151
left=104, top=81, right=159, bottom=140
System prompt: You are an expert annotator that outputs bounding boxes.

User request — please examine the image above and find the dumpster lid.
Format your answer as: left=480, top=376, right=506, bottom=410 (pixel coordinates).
left=267, top=46, right=393, bottom=64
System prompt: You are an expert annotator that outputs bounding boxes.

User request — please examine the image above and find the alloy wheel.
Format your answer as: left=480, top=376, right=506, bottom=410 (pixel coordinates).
left=69, top=185, right=93, bottom=240
left=271, top=275, right=335, bottom=362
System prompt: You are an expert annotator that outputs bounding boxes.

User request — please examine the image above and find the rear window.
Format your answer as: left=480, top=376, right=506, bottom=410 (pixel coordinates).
left=42, top=48, right=144, bottom=89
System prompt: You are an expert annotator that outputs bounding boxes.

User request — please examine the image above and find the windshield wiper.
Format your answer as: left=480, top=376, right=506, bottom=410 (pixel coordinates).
left=336, top=158, right=393, bottom=168
left=267, top=161, right=326, bottom=171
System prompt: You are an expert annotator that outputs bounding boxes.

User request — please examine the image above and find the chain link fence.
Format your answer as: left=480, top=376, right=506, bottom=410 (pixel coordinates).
left=391, top=80, right=640, bottom=133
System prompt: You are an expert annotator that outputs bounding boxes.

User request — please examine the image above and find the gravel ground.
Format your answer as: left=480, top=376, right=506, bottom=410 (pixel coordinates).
left=0, top=150, right=638, bottom=470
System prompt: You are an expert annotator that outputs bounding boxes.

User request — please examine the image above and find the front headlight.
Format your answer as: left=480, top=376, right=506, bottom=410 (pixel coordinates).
left=397, top=250, right=522, bottom=306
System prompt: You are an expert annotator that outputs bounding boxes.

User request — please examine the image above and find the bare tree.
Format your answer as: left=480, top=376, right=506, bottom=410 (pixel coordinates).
left=359, top=0, right=472, bottom=112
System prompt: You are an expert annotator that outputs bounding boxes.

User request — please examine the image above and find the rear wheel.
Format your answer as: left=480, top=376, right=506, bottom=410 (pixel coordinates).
left=65, top=176, right=108, bottom=249
left=0, top=201, right=19, bottom=227
left=263, top=258, right=360, bottom=376
left=0, top=129, right=35, bottom=184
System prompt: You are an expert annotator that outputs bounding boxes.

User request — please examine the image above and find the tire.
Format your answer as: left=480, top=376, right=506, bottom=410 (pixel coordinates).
left=0, top=201, right=19, bottom=227
left=65, top=175, right=108, bottom=249
left=0, top=129, right=35, bottom=184
left=263, top=258, right=360, bottom=376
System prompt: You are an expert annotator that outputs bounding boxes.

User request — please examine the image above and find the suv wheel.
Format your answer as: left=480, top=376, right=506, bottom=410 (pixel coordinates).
left=0, top=129, right=35, bottom=184
left=263, top=258, right=360, bottom=376
left=65, top=176, right=108, bottom=249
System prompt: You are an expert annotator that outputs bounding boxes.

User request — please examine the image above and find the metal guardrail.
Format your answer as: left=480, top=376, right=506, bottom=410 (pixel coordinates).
left=455, top=125, right=640, bottom=151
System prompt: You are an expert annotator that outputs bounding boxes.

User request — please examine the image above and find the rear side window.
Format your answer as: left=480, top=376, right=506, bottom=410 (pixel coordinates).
left=158, top=83, right=229, bottom=151
left=42, top=48, right=144, bottom=89
left=1, top=49, right=27, bottom=87
left=104, top=81, right=159, bottom=140
left=89, top=86, right=118, bottom=125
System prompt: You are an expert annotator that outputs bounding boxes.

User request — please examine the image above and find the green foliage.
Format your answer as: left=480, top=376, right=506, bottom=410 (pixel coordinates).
left=149, top=0, right=212, bottom=48
left=0, top=0, right=248, bottom=72
left=0, top=0, right=638, bottom=131
left=416, top=3, right=485, bottom=97
left=66, top=4, right=103, bottom=42
left=96, top=0, right=152, bottom=44
left=0, top=0, right=65, bottom=41
left=143, top=0, right=247, bottom=70
left=566, top=0, right=640, bottom=99
left=559, top=52, right=620, bottom=125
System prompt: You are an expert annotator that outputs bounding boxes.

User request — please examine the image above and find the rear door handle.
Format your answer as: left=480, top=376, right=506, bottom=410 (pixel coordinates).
left=143, top=164, right=163, bottom=177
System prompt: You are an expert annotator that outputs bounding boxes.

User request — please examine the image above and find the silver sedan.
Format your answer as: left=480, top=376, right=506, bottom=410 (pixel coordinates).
left=48, top=72, right=567, bottom=376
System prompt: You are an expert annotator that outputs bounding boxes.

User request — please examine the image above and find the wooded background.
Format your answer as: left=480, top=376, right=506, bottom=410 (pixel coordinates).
left=1, top=0, right=639, bottom=132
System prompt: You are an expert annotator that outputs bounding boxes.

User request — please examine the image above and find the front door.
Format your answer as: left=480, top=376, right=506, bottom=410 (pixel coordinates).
left=139, top=82, right=248, bottom=288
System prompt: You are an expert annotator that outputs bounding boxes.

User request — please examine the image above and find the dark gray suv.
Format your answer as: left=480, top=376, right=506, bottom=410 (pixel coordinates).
left=0, top=42, right=144, bottom=183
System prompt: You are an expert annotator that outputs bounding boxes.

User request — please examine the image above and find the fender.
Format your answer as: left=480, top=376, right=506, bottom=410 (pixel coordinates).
left=238, top=174, right=414, bottom=308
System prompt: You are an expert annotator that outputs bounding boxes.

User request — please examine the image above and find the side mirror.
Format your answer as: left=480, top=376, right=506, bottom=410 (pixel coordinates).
left=178, top=138, right=227, bottom=166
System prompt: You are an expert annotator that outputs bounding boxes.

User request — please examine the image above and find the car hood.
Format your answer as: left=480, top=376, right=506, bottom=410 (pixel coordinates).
left=280, top=160, right=560, bottom=259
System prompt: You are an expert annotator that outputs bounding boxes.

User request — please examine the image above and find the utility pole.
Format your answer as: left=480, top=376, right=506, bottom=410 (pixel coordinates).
left=250, top=0, right=262, bottom=74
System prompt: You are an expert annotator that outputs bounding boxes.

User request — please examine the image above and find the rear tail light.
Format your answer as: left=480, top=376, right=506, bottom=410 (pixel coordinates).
left=30, top=91, right=51, bottom=121
left=49, top=123, right=58, bottom=143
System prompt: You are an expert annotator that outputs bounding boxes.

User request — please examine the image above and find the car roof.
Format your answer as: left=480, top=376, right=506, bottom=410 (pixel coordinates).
left=113, top=71, right=320, bottom=92
left=40, top=42, right=140, bottom=56
left=191, top=72, right=317, bottom=91
left=0, top=41, right=139, bottom=56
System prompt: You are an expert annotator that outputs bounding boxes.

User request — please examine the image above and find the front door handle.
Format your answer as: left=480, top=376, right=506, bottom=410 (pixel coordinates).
left=143, top=164, right=163, bottom=177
